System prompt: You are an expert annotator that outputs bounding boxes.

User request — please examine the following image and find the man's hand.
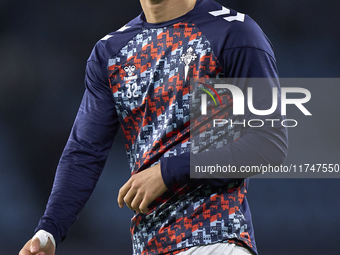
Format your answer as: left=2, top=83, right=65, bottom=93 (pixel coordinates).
left=117, top=163, right=168, bottom=214
left=19, top=237, right=55, bottom=255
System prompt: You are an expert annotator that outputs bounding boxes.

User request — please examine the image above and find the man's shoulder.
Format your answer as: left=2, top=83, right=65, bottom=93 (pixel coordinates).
left=88, top=15, right=143, bottom=65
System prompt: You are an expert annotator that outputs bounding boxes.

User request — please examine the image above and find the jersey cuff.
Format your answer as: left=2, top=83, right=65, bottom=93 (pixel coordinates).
left=32, top=230, right=56, bottom=248
left=160, top=152, right=191, bottom=188
left=160, top=157, right=176, bottom=188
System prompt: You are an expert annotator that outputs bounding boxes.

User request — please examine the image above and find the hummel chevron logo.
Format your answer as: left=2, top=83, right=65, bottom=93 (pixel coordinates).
left=225, top=12, right=245, bottom=22
left=209, top=6, right=245, bottom=22
left=209, top=6, right=230, bottom=16
left=100, top=34, right=113, bottom=41
left=117, top=25, right=131, bottom=32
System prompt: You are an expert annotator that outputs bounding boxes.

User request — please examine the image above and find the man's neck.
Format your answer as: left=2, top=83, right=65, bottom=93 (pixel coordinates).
left=140, top=0, right=197, bottom=23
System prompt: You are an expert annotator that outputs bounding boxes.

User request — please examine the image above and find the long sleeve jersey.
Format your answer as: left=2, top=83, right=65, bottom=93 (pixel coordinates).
left=36, top=1, right=288, bottom=254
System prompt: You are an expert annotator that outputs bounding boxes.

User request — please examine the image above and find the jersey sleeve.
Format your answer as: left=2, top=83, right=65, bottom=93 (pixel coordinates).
left=34, top=60, right=120, bottom=245
left=160, top=47, right=288, bottom=188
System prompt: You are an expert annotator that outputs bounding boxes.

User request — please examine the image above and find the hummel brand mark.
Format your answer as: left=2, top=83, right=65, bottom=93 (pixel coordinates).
left=123, top=65, right=138, bottom=81
left=208, top=6, right=230, bottom=16
left=100, top=34, right=113, bottom=41
left=181, top=47, right=197, bottom=81
left=209, top=6, right=245, bottom=22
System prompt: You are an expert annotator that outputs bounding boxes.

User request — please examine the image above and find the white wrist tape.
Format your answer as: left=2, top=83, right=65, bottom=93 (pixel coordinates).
left=32, top=230, right=56, bottom=248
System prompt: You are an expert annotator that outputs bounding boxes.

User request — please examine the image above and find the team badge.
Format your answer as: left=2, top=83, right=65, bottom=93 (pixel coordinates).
left=181, top=47, right=197, bottom=81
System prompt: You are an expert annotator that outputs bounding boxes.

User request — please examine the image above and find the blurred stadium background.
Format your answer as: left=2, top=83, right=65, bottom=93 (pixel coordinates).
left=1, top=0, right=339, bottom=254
